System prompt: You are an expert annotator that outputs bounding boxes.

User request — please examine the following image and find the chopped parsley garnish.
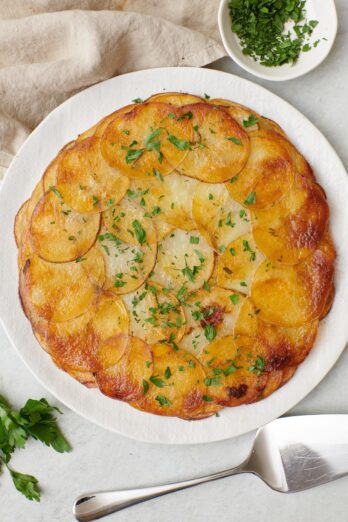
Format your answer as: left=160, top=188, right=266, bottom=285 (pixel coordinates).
left=249, top=355, right=266, bottom=376
left=177, top=111, right=193, bottom=121
left=244, top=191, right=256, bottom=205
left=204, top=377, right=221, bottom=387
left=75, top=256, right=87, bottom=263
left=114, top=279, right=126, bottom=288
left=142, top=379, right=149, bottom=395
left=243, top=114, right=259, bottom=128
left=204, top=93, right=211, bottom=100
left=190, top=236, right=200, bottom=244
left=49, top=186, right=62, bottom=199
left=132, top=98, right=143, bottom=103
left=155, top=395, right=172, bottom=407
left=229, top=0, right=320, bottom=67
left=92, top=195, right=99, bottom=207
left=230, top=176, right=238, bottom=184
left=132, top=220, right=146, bottom=245
left=202, top=395, right=213, bottom=402
left=229, top=294, right=239, bottom=305
left=208, top=193, right=214, bottom=200
left=167, top=135, right=190, bottom=151
left=164, top=367, right=172, bottom=380
left=243, top=240, right=256, bottom=261
left=150, top=376, right=165, bottom=388
left=204, top=324, right=216, bottom=342
left=125, top=148, right=145, bottom=164
left=226, top=137, right=242, bottom=145
left=229, top=247, right=236, bottom=256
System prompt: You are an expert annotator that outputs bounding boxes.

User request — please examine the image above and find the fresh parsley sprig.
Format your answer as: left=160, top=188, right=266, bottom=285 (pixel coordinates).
left=0, top=395, right=71, bottom=501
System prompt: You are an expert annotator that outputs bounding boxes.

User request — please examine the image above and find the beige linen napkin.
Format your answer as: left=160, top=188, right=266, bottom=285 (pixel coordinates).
left=0, top=0, right=226, bottom=179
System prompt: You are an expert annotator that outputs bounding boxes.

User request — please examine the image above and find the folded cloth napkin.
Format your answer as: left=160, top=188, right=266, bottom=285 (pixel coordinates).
left=0, top=0, right=226, bottom=179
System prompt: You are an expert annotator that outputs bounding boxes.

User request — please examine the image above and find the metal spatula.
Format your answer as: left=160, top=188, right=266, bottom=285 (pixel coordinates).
left=73, top=415, right=348, bottom=521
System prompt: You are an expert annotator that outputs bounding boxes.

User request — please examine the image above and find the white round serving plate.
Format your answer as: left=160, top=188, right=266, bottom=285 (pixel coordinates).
left=218, top=0, right=338, bottom=81
left=0, top=67, right=347, bottom=445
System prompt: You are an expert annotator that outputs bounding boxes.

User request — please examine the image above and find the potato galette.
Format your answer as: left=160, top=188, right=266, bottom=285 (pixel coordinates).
left=15, top=92, right=335, bottom=420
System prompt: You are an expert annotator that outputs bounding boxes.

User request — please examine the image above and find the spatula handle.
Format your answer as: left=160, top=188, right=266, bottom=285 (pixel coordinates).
left=73, top=465, right=246, bottom=521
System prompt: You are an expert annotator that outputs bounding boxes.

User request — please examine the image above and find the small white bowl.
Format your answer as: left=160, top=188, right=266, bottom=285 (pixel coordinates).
left=218, top=0, right=338, bottom=81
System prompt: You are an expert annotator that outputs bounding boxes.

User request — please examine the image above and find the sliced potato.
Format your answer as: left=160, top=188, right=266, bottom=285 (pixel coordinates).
left=209, top=99, right=260, bottom=132
left=146, top=92, right=204, bottom=106
left=251, top=238, right=335, bottom=327
left=30, top=190, right=101, bottom=262
left=33, top=291, right=129, bottom=376
left=76, top=104, right=137, bottom=143
left=127, top=172, right=198, bottom=231
left=150, top=228, right=214, bottom=292
left=192, top=182, right=250, bottom=249
left=226, top=130, right=294, bottom=209
left=261, top=370, right=284, bottom=398
left=153, top=219, right=175, bottom=241
left=132, top=343, right=206, bottom=418
left=178, top=103, right=250, bottom=183
left=198, top=335, right=268, bottom=406
left=56, top=136, right=130, bottom=213
left=42, top=141, right=76, bottom=191
left=251, top=175, right=329, bottom=265
left=101, top=102, right=193, bottom=179
left=14, top=199, right=30, bottom=247
left=122, top=282, right=185, bottom=344
left=20, top=246, right=105, bottom=322
left=235, top=298, right=318, bottom=368
left=260, top=117, right=287, bottom=138
left=180, top=286, right=243, bottom=355
left=97, top=224, right=157, bottom=295
left=97, top=336, right=153, bottom=401
left=102, top=195, right=157, bottom=245
left=26, top=180, right=44, bottom=221
left=215, top=233, right=264, bottom=293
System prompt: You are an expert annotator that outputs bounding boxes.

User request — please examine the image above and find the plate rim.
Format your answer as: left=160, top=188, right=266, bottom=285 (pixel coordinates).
left=1, top=66, right=348, bottom=445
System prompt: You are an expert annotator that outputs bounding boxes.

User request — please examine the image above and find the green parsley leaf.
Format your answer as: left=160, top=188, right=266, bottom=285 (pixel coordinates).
left=155, top=395, right=172, bottom=407
left=204, top=324, right=216, bottom=342
left=49, top=186, right=62, bottom=199
left=150, top=376, right=165, bottom=388
left=142, top=379, right=149, bottom=395
left=229, top=294, right=239, bottom=305
left=132, top=219, right=146, bottom=245
left=244, top=191, right=256, bottom=205
left=167, top=135, right=190, bottom=151
left=226, top=137, right=242, bottom=145
left=204, top=377, right=221, bottom=387
left=164, top=367, right=172, bottom=380
left=125, top=148, right=145, bottom=164
left=243, top=114, right=259, bottom=128
left=132, top=98, right=143, bottom=103
left=190, top=236, right=199, bottom=244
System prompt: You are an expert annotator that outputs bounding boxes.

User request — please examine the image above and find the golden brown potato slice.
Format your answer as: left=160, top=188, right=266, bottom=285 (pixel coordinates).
left=42, top=141, right=76, bottom=191
left=14, top=199, right=30, bottom=248
left=126, top=172, right=198, bottom=231
left=102, top=195, right=157, bottom=246
left=76, top=104, right=137, bottom=143
left=192, top=182, right=250, bottom=250
left=131, top=343, right=207, bottom=419
left=215, top=233, right=264, bottom=293
left=251, top=238, right=335, bottom=327
left=33, top=291, right=129, bottom=376
left=56, top=136, right=130, bottom=213
left=209, top=99, right=260, bottom=132
left=20, top=246, right=105, bottom=322
left=146, top=92, right=204, bottom=106
left=122, top=282, right=185, bottom=344
left=97, top=336, right=153, bottom=401
left=26, top=180, right=44, bottom=221
left=260, top=117, right=287, bottom=138
left=150, top=228, right=214, bottom=292
left=261, top=369, right=284, bottom=398
left=251, top=175, right=329, bottom=265
left=101, top=102, right=193, bottom=179
left=177, top=103, right=249, bottom=183
left=30, top=190, right=101, bottom=263
left=235, top=298, right=318, bottom=369
left=97, top=221, right=157, bottom=295
left=198, top=335, right=268, bottom=406
left=180, top=286, right=243, bottom=355
left=226, top=130, right=294, bottom=209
